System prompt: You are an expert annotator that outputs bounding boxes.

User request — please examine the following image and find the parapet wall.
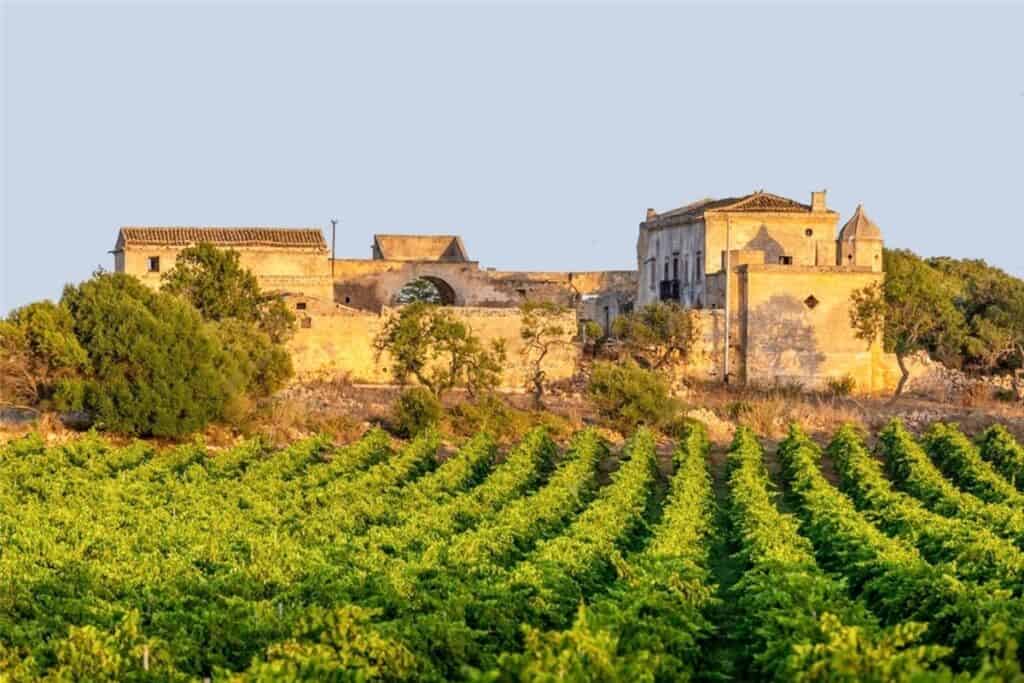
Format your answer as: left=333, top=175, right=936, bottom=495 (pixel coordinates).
left=286, top=302, right=580, bottom=390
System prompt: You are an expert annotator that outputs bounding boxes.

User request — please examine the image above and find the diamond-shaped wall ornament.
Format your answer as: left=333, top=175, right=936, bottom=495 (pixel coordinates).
left=804, top=295, right=819, bottom=310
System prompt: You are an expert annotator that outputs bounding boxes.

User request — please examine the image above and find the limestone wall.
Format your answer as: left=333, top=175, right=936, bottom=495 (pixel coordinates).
left=286, top=303, right=580, bottom=391
left=737, top=265, right=892, bottom=393
left=119, top=246, right=333, bottom=300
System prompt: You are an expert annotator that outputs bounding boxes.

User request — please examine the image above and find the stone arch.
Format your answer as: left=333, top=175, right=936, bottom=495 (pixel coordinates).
left=393, top=275, right=458, bottom=306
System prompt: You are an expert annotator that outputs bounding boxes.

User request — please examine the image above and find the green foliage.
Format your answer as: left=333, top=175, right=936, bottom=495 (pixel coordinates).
left=781, top=423, right=1024, bottom=673
left=923, top=423, right=1024, bottom=506
left=160, top=242, right=296, bottom=343
left=395, top=277, right=445, bottom=305
left=611, top=301, right=699, bottom=369
left=390, top=386, right=444, bottom=438
left=375, top=302, right=506, bottom=399
left=928, top=256, right=1024, bottom=374
left=62, top=272, right=235, bottom=437
left=10, top=420, right=1024, bottom=680
left=978, top=425, right=1024, bottom=491
left=212, top=318, right=293, bottom=399
left=0, top=300, right=87, bottom=405
left=850, top=250, right=966, bottom=395
left=586, top=359, right=676, bottom=433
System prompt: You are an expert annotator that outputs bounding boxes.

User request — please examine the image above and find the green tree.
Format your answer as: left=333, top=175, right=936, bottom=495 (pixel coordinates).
left=0, top=301, right=87, bottom=406
left=850, top=249, right=966, bottom=397
left=62, top=272, right=234, bottom=436
left=928, top=256, right=1024, bottom=377
left=161, top=242, right=295, bottom=343
left=612, top=302, right=699, bottom=370
left=395, top=278, right=444, bottom=305
left=374, top=302, right=505, bottom=399
left=519, top=301, right=572, bottom=407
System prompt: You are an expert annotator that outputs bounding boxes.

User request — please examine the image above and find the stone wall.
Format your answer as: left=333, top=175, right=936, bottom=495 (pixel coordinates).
left=285, top=300, right=580, bottom=391
left=331, top=258, right=636, bottom=315
left=120, top=245, right=333, bottom=300
left=737, top=265, right=895, bottom=392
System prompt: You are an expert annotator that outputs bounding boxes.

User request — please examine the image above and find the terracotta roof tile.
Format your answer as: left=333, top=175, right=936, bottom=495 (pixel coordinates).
left=116, top=227, right=327, bottom=251
left=646, top=191, right=816, bottom=227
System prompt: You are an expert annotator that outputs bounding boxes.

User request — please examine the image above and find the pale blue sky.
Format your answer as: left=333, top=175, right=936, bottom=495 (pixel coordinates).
left=2, top=1, right=1022, bottom=314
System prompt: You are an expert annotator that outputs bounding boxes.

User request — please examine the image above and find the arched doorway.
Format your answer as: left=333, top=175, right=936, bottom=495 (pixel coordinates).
left=393, top=276, right=457, bottom=306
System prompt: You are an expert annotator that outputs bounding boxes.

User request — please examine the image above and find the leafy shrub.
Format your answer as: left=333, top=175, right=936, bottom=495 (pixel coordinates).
left=586, top=360, right=677, bottom=433
left=62, top=272, right=234, bottom=437
left=0, top=301, right=87, bottom=405
left=390, top=387, right=443, bottom=438
left=446, top=393, right=574, bottom=445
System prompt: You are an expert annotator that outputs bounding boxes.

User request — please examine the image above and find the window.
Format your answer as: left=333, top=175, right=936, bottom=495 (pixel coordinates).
left=683, top=259, right=690, bottom=284
left=301, top=318, right=312, bottom=329
left=664, top=261, right=670, bottom=280
left=695, top=251, right=703, bottom=280
left=648, top=260, right=656, bottom=290
left=147, top=256, right=160, bottom=273
left=296, top=302, right=307, bottom=310
left=344, top=296, right=351, bottom=304
left=672, top=256, right=679, bottom=280
left=779, top=256, right=793, bottom=265
left=805, top=228, right=814, bottom=237
left=804, top=295, right=820, bottom=310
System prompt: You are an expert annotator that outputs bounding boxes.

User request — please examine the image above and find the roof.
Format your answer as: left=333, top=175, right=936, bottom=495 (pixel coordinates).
left=372, top=234, right=469, bottom=262
left=645, top=190, right=826, bottom=227
left=115, top=227, right=327, bottom=251
left=838, top=205, right=882, bottom=241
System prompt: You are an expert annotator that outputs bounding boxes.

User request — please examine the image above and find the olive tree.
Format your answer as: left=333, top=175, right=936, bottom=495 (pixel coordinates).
left=374, top=302, right=505, bottom=399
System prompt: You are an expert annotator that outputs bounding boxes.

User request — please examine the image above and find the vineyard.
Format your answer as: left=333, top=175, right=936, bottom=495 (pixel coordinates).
left=3, top=419, right=1024, bottom=681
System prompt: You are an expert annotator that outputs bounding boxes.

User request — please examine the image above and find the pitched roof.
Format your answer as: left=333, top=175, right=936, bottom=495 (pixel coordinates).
left=115, top=227, right=327, bottom=251
left=372, top=234, right=469, bottom=262
left=646, top=190, right=821, bottom=227
left=838, top=205, right=882, bottom=241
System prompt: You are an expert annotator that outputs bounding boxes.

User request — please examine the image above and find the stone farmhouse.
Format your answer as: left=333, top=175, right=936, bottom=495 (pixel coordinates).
left=636, top=190, right=895, bottom=392
left=111, top=190, right=898, bottom=393
left=113, top=228, right=633, bottom=388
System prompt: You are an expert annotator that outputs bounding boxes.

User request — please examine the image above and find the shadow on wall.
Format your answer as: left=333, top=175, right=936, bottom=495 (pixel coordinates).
left=745, top=294, right=826, bottom=384
left=742, top=226, right=786, bottom=264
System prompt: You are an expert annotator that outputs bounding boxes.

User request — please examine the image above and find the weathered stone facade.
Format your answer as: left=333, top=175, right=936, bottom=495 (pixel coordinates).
left=113, top=227, right=333, bottom=300
left=114, top=228, right=630, bottom=390
left=637, top=191, right=895, bottom=393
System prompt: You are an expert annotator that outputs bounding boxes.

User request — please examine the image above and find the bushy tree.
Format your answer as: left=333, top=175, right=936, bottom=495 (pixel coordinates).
left=161, top=242, right=295, bottom=343
left=0, top=301, right=87, bottom=406
left=519, top=301, right=572, bottom=407
left=586, top=359, right=677, bottom=433
left=850, top=249, right=966, bottom=397
left=374, top=302, right=505, bottom=399
left=928, top=256, right=1024, bottom=376
left=62, top=273, right=234, bottom=436
left=612, top=302, right=699, bottom=370
left=210, top=318, right=292, bottom=398
left=395, top=278, right=444, bottom=305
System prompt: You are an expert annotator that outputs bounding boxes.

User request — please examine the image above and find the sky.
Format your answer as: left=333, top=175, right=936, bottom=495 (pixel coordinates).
left=2, top=1, right=1022, bottom=314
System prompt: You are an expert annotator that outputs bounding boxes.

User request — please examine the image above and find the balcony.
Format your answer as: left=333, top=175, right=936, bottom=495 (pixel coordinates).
left=659, top=279, right=680, bottom=302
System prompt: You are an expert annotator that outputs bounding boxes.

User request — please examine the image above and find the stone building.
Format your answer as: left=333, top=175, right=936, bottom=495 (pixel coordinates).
left=636, top=190, right=894, bottom=392
left=112, top=226, right=634, bottom=388
left=112, top=227, right=333, bottom=300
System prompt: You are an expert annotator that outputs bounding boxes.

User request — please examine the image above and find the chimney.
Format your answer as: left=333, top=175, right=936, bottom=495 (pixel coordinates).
left=811, top=190, right=827, bottom=212
left=646, top=208, right=658, bottom=221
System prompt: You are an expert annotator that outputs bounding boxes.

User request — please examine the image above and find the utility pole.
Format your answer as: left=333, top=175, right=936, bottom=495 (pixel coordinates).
left=723, top=216, right=731, bottom=384
left=330, top=219, right=338, bottom=278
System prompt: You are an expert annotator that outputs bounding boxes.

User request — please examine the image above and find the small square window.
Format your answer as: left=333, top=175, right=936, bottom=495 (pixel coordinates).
left=147, top=256, right=160, bottom=273
left=296, top=302, right=307, bottom=310
left=301, top=317, right=312, bottom=329
left=779, top=256, right=793, bottom=265
left=804, top=295, right=819, bottom=310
